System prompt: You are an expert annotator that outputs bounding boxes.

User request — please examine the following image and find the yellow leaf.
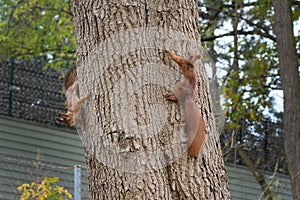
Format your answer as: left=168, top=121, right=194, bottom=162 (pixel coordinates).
left=31, top=182, right=36, bottom=188
left=17, top=185, right=23, bottom=191
left=21, top=191, right=31, bottom=199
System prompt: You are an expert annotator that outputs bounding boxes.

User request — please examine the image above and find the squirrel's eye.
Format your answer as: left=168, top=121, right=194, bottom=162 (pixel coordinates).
left=68, top=119, right=71, bottom=121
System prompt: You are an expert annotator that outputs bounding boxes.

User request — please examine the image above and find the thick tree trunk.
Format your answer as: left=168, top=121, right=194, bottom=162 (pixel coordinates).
left=271, top=0, right=300, bottom=199
left=73, top=0, right=230, bottom=199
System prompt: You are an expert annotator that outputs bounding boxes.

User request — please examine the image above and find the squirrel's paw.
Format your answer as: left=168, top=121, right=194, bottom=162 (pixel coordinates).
left=165, top=93, right=178, bottom=102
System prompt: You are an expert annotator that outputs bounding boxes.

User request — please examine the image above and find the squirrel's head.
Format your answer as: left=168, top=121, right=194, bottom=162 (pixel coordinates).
left=57, top=112, right=75, bottom=127
left=187, top=50, right=202, bottom=65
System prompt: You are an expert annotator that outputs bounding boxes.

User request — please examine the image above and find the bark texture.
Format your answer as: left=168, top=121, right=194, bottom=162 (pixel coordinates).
left=73, top=0, right=231, bottom=199
left=271, top=0, right=300, bottom=199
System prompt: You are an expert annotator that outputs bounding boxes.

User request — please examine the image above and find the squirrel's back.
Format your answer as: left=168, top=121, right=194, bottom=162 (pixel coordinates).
left=174, top=81, right=205, bottom=157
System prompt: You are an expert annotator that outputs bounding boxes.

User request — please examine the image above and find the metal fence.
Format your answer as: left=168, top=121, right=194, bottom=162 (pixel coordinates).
left=0, top=58, right=67, bottom=127
left=0, top=154, right=89, bottom=200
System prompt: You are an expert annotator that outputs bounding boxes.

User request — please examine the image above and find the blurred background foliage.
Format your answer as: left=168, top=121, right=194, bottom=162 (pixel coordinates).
left=0, top=0, right=75, bottom=69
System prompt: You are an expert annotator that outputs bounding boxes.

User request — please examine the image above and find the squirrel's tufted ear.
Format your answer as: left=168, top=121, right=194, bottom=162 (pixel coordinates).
left=57, top=117, right=64, bottom=122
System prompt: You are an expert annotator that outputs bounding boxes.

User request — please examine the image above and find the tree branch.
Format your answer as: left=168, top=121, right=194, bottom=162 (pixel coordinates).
left=201, top=30, right=276, bottom=42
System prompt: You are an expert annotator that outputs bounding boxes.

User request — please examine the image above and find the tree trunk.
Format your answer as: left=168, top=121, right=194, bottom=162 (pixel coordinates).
left=271, top=0, right=300, bottom=199
left=73, top=0, right=231, bottom=199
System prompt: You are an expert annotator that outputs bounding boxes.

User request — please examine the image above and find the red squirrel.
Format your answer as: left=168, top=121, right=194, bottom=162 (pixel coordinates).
left=165, top=50, right=205, bottom=157
left=165, top=50, right=201, bottom=102
left=57, top=66, right=90, bottom=127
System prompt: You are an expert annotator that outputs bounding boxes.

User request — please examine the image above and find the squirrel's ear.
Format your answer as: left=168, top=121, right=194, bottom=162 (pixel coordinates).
left=194, top=55, right=202, bottom=60
left=57, top=117, right=64, bottom=122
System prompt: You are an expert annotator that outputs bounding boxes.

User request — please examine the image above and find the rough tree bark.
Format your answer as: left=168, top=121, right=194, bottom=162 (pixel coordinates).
left=73, top=0, right=231, bottom=199
left=271, top=0, right=300, bottom=199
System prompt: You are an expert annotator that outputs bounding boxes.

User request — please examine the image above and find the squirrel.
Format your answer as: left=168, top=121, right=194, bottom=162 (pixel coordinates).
left=165, top=49, right=201, bottom=102
left=165, top=50, right=205, bottom=157
left=57, top=65, right=90, bottom=127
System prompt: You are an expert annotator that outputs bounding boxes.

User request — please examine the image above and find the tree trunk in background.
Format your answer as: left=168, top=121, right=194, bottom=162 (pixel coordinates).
left=73, top=0, right=230, bottom=199
left=271, top=0, right=300, bottom=199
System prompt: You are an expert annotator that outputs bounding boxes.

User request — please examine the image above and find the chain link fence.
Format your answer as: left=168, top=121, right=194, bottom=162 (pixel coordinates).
left=0, top=154, right=89, bottom=199
left=0, top=58, right=67, bottom=127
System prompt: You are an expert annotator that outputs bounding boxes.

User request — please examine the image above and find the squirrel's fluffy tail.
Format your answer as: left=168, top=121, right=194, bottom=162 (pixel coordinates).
left=64, top=65, right=77, bottom=90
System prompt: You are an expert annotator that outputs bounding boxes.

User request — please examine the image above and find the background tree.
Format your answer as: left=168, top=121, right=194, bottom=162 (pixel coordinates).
left=0, top=0, right=75, bottom=68
left=72, top=0, right=230, bottom=199
left=199, top=1, right=281, bottom=198
left=199, top=0, right=299, bottom=198
left=271, top=0, right=300, bottom=199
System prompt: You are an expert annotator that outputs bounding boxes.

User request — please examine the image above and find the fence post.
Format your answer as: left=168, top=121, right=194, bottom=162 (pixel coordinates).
left=74, top=165, right=81, bottom=200
left=8, top=58, right=15, bottom=116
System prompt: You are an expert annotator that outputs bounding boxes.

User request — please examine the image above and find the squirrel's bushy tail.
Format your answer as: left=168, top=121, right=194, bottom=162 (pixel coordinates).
left=64, top=65, right=77, bottom=90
